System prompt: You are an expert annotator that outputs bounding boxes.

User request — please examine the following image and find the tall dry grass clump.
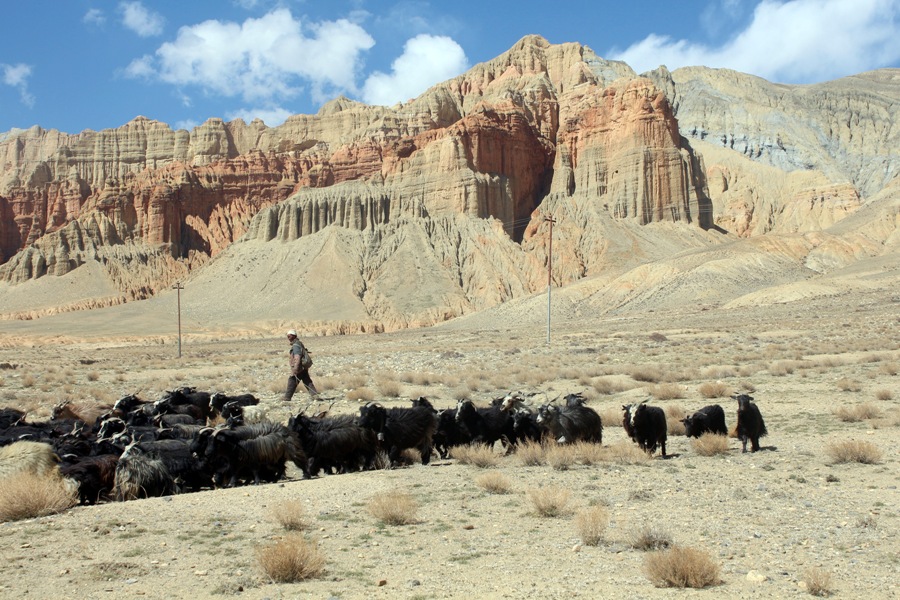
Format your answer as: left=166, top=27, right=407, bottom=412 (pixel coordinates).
left=803, top=567, right=833, bottom=596
left=630, top=365, right=665, bottom=383
left=515, top=440, right=545, bottom=466
left=345, top=387, right=375, bottom=402
left=375, top=377, right=402, bottom=398
left=631, top=525, right=673, bottom=551
left=545, top=443, right=576, bottom=471
left=833, top=402, right=881, bottom=422
left=602, top=442, right=651, bottom=465
left=599, top=406, right=624, bottom=427
left=574, top=505, right=609, bottom=546
left=690, top=433, right=730, bottom=456
left=825, top=440, right=882, bottom=464
left=835, top=377, right=862, bottom=392
left=271, top=500, right=307, bottom=531
left=572, top=441, right=605, bottom=465
left=450, top=444, right=499, bottom=468
left=256, top=534, right=325, bottom=583
left=0, top=472, right=77, bottom=522
left=368, top=490, right=419, bottom=525
left=644, top=545, right=721, bottom=588
left=874, top=389, right=893, bottom=401
left=649, top=383, right=685, bottom=400
left=475, top=472, right=512, bottom=494
left=527, top=486, right=572, bottom=517
left=698, top=381, right=730, bottom=398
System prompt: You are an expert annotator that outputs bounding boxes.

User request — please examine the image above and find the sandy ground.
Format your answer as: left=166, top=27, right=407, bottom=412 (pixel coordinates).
left=0, top=288, right=898, bottom=599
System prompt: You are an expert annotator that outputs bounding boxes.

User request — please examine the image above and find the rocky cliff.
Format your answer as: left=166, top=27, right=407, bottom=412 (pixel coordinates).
left=0, top=35, right=898, bottom=327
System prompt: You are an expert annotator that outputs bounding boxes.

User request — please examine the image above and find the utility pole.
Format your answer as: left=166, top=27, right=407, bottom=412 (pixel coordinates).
left=173, top=282, right=183, bottom=358
left=545, top=215, right=556, bottom=345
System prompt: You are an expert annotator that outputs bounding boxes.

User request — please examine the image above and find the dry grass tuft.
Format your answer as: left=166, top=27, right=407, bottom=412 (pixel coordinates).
left=450, top=444, right=499, bottom=468
left=803, top=567, right=833, bottom=596
left=572, top=441, right=605, bottom=465
left=630, top=365, right=665, bottom=383
left=874, top=389, right=893, bottom=401
left=271, top=500, right=307, bottom=531
left=650, top=383, right=686, bottom=400
left=574, top=505, right=609, bottom=546
left=631, top=525, right=673, bottom=551
left=698, top=381, right=730, bottom=399
left=690, top=433, right=730, bottom=456
left=345, top=387, right=375, bottom=402
left=375, top=378, right=402, bottom=398
left=515, top=440, right=545, bottom=466
left=835, top=377, right=862, bottom=392
left=877, top=362, right=898, bottom=376
left=599, top=406, right=624, bottom=427
left=602, top=442, right=651, bottom=465
left=474, top=471, right=512, bottom=494
left=256, top=533, right=325, bottom=583
left=527, top=486, right=572, bottom=517
left=368, top=490, right=419, bottom=525
left=666, top=417, right=686, bottom=436
left=545, top=443, right=577, bottom=471
left=643, top=545, right=721, bottom=588
left=0, top=472, right=77, bottom=522
left=833, top=402, right=882, bottom=422
left=825, top=440, right=882, bottom=464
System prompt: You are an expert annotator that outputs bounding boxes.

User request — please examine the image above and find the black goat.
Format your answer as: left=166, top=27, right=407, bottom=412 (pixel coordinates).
left=288, top=413, right=377, bottom=476
left=535, top=396, right=603, bottom=444
left=454, top=399, right=513, bottom=451
left=511, top=408, right=545, bottom=445
left=199, top=423, right=308, bottom=486
left=0, top=407, right=26, bottom=429
left=432, top=408, right=472, bottom=459
left=209, top=392, right=259, bottom=416
left=60, top=454, right=119, bottom=505
left=623, top=402, right=667, bottom=457
left=358, top=403, right=435, bottom=466
left=162, top=387, right=213, bottom=420
left=682, top=404, right=728, bottom=438
left=734, top=394, right=767, bottom=452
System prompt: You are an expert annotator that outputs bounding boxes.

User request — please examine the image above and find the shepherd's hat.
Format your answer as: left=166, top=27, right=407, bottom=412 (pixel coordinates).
left=287, top=329, right=298, bottom=337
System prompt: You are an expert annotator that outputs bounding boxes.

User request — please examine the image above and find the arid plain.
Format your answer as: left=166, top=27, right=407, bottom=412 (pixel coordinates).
left=0, top=277, right=898, bottom=600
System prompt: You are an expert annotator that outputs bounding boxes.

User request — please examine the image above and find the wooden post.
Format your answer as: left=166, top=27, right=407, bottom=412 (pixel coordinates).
left=545, top=215, right=556, bottom=345
left=173, top=282, right=183, bottom=358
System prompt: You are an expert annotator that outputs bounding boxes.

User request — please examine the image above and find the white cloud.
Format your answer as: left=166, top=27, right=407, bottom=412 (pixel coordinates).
left=174, top=119, right=199, bottom=131
left=362, top=34, right=468, bottom=106
left=120, top=1, right=164, bottom=37
left=2, top=63, right=35, bottom=107
left=83, top=8, right=105, bottom=26
left=609, top=0, right=900, bottom=83
left=127, top=9, right=374, bottom=107
left=225, top=106, right=293, bottom=126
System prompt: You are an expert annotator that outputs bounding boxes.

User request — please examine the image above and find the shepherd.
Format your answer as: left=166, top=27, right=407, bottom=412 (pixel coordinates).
left=283, top=329, right=319, bottom=401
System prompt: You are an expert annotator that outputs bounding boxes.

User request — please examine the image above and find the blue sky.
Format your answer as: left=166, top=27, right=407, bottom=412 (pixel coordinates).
left=2, top=0, right=899, bottom=134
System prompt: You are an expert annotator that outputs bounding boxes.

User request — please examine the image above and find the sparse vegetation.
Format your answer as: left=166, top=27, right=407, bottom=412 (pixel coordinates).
left=574, top=505, right=609, bottom=546
left=650, top=383, right=685, bottom=400
left=474, top=472, right=512, bottom=494
left=368, top=490, right=418, bottom=525
left=698, top=381, right=729, bottom=398
left=803, top=567, right=833, bottom=596
left=527, top=486, right=572, bottom=517
left=836, top=377, right=862, bottom=392
left=826, top=440, right=882, bottom=464
left=346, top=387, right=375, bottom=402
left=874, top=389, right=893, bottom=401
left=0, top=472, right=77, bottom=522
left=643, top=545, right=720, bottom=588
left=271, top=500, right=307, bottom=531
left=545, top=443, right=576, bottom=471
left=834, top=402, right=882, bottom=422
left=450, top=444, right=499, bottom=468
left=515, top=440, right=545, bottom=466
left=631, top=525, right=673, bottom=551
left=690, top=433, right=730, bottom=456
left=256, top=534, right=325, bottom=583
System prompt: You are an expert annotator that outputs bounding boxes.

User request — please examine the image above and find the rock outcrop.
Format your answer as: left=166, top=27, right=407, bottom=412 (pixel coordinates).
left=0, top=35, right=898, bottom=326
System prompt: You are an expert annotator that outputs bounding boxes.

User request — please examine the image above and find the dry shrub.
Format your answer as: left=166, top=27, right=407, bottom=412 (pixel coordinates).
left=572, top=441, right=605, bottom=465
left=475, top=472, right=512, bottom=494
left=768, top=360, right=797, bottom=376
left=527, top=486, right=572, bottom=517
left=826, top=440, right=882, bottom=464
left=86, top=371, right=100, bottom=382
left=833, top=402, right=882, bottom=423
left=345, top=387, right=375, bottom=402
left=648, top=332, right=668, bottom=342
left=574, top=505, right=609, bottom=546
left=450, top=444, right=499, bottom=468
left=0, top=472, right=77, bottom=522
left=644, top=545, right=720, bottom=589
left=592, top=377, right=620, bottom=395
left=368, top=490, right=418, bottom=525
left=700, top=365, right=737, bottom=379
left=691, top=433, right=730, bottom=456
left=375, top=378, right=402, bottom=398
left=877, top=362, right=898, bottom=376
left=598, top=406, right=624, bottom=429
left=664, top=404, right=685, bottom=419
left=874, top=389, right=893, bottom=401
left=698, top=382, right=729, bottom=399
left=836, top=377, right=862, bottom=392
left=316, top=376, right=340, bottom=392
left=344, top=374, right=368, bottom=389
left=515, top=440, right=545, bottom=466
left=803, top=567, right=833, bottom=596
left=452, top=387, right=471, bottom=401
left=630, top=365, right=664, bottom=383
left=650, top=383, right=685, bottom=400
left=271, top=500, right=307, bottom=531
left=631, top=525, right=673, bottom=551
left=602, top=442, right=651, bottom=465
left=21, top=374, right=35, bottom=388
left=545, top=443, right=576, bottom=471
left=666, top=418, right=686, bottom=436
left=256, top=534, right=325, bottom=583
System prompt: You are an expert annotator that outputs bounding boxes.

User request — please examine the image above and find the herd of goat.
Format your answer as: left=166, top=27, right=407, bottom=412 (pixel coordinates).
left=0, top=387, right=768, bottom=507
